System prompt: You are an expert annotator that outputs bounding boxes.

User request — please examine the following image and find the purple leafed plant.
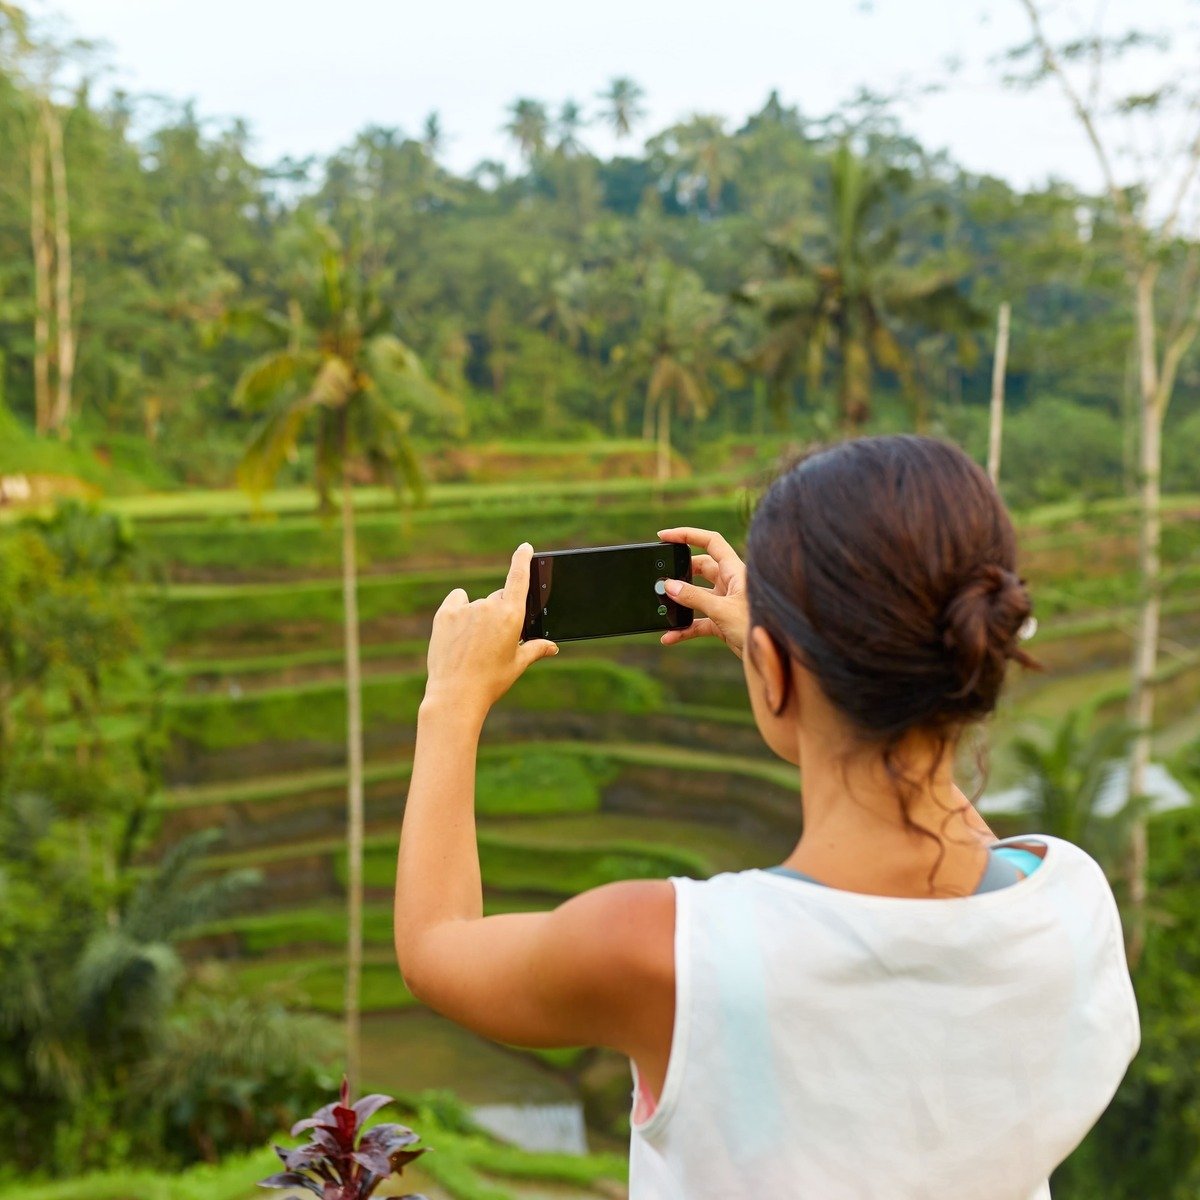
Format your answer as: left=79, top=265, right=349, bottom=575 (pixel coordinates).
left=259, top=1077, right=428, bottom=1200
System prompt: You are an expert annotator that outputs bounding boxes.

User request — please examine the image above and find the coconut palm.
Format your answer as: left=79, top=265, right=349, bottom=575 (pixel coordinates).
left=556, top=99, right=587, bottom=156
left=421, top=111, right=443, bottom=158
left=736, top=141, right=980, bottom=432
left=619, top=259, right=727, bottom=485
left=504, top=98, right=550, bottom=164
left=233, top=223, right=451, bottom=1095
left=650, top=114, right=739, bottom=213
left=597, top=76, right=646, bottom=140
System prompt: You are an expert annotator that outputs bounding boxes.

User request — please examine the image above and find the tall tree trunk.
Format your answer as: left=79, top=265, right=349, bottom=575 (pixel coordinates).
left=44, top=103, right=74, bottom=438
left=1120, top=344, right=1138, bottom=498
left=29, top=121, right=51, bottom=435
left=987, top=302, right=1011, bottom=487
left=1125, top=266, right=1163, bottom=969
left=341, top=465, right=365, bottom=1096
left=656, top=398, right=671, bottom=488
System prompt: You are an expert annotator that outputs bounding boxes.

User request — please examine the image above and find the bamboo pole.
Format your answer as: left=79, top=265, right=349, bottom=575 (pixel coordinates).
left=44, top=102, right=74, bottom=437
left=987, top=302, right=1011, bottom=487
left=29, top=118, right=51, bottom=434
left=341, top=464, right=364, bottom=1098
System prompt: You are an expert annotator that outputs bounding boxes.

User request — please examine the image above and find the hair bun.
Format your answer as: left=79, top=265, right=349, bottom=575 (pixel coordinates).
left=942, top=564, right=1033, bottom=701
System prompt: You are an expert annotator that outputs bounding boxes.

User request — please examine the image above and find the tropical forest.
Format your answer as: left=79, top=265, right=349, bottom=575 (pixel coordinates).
left=1, top=1, right=1198, bottom=1196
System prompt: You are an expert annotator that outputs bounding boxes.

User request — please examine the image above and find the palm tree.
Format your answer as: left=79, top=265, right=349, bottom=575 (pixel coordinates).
left=519, top=254, right=600, bottom=431
left=421, top=111, right=443, bottom=158
left=556, top=99, right=587, bottom=156
left=736, top=141, right=980, bottom=433
left=504, top=98, right=550, bottom=164
left=1011, top=712, right=1135, bottom=866
left=233, top=223, right=450, bottom=1095
left=651, top=115, right=739, bottom=213
left=620, top=259, right=727, bottom=485
left=597, top=76, right=646, bottom=140
left=0, top=793, right=256, bottom=1157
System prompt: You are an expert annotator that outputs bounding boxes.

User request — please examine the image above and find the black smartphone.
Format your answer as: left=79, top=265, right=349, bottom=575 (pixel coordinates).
left=523, top=541, right=694, bottom=643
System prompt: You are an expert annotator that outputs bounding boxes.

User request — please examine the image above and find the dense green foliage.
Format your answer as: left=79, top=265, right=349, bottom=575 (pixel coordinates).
left=1052, top=807, right=1200, bottom=1199
left=0, top=511, right=337, bottom=1176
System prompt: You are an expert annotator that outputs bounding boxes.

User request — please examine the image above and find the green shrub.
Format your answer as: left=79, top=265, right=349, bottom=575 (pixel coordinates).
left=475, top=751, right=612, bottom=816
left=1053, top=805, right=1200, bottom=1199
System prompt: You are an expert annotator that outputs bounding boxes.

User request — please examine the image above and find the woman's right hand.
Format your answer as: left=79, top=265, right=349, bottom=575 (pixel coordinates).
left=656, top=526, right=749, bottom=659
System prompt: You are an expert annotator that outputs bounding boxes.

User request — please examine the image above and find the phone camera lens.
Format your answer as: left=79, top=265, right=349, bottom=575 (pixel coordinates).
left=656, top=559, right=665, bottom=570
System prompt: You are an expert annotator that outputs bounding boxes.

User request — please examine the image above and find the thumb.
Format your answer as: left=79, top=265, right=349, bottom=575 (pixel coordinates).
left=519, top=638, right=560, bottom=668
left=664, top=577, right=716, bottom=615
left=437, top=586, right=470, bottom=614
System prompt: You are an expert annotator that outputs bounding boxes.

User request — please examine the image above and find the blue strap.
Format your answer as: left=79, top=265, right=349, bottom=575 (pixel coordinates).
left=991, top=846, right=1045, bottom=878
left=765, top=844, right=1044, bottom=894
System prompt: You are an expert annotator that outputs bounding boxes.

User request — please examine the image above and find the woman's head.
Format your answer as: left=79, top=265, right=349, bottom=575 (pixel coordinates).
left=743, top=435, right=1035, bottom=760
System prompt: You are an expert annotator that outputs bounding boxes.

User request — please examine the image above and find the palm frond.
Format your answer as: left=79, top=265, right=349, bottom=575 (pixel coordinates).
left=123, top=829, right=261, bottom=944
left=221, top=306, right=294, bottom=345
left=74, top=929, right=182, bottom=1037
left=237, top=402, right=316, bottom=497
left=360, top=388, right=427, bottom=502
left=307, top=356, right=356, bottom=409
left=366, top=334, right=456, bottom=423
left=232, top=350, right=319, bottom=412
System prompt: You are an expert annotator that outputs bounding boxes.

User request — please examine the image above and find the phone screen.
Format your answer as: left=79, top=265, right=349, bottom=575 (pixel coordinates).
left=524, top=542, right=693, bottom=643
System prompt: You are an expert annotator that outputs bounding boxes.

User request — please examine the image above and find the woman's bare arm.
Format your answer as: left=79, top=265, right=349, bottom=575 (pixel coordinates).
left=393, top=544, right=675, bottom=1061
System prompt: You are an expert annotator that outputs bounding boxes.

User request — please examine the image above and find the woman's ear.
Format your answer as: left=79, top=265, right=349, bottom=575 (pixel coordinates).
left=746, top=624, right=790, bottom=716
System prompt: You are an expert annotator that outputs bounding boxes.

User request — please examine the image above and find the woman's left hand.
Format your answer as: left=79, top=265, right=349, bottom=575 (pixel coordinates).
left=422, top=542, right=558, bottom=721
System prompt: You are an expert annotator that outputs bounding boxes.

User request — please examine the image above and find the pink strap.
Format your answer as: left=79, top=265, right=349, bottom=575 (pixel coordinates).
left=633, top=1069, right=659, bottom=1122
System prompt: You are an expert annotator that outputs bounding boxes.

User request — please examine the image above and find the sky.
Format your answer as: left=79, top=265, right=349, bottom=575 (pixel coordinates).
left=33, top=0, right=1199, bottom=197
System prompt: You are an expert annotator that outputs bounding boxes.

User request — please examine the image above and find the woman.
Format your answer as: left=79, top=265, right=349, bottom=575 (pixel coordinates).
left=394, top=435, right=1139, bottom=1199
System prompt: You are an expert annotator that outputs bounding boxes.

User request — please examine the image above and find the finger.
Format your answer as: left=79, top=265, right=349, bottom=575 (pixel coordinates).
left=689, top=554, right=719, bottom=585
left=661, top=617, right=719, bottom=646
left=657, top=527, right=737, bottom=564
left=662, top=577, right=719, bottom=616
left=437, top=587, right=469, bottom=615
left=485, top=588, right=505, bottom=602
left=503, top=542, right=534, bottom=609
left=518, top=638, right=559, bottom=668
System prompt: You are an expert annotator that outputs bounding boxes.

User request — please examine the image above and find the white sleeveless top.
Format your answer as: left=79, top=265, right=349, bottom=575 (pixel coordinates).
left=628, top=835, right=1139, bottom=1199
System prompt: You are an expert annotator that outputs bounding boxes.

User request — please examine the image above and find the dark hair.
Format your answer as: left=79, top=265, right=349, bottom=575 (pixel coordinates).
left=746, top=436, right=1036, bottom=823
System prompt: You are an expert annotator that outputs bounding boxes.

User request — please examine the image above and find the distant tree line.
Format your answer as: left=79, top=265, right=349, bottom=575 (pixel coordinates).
left=0, top=5, right=1197, bottom=501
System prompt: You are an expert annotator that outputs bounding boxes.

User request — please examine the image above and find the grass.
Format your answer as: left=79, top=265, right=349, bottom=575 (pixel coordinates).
left=165, top=639, right=428, bottom=679
left=351, top=826, right=713, bottom=896
left=228, top=953, right=418, bottom=1014
left=104, top=454, right=735, bottom=522
left=205, top=812, right=713, bottom=896
left=420, top=1128, right=626, bottom=1198
left=170, top=739, right=793, bottom=825
left=162, top=747, right=611, bottom=818
left=144, top=495, right=746, bottom=595
left=165, top=659, right=665, bottom=750
left=196, top=893, right=551, bottom=953
left=484, top=811, right=784, bottom=874
left=0, top=1098, right=628, bottom=1200
left=151, top=565, right=502, bottom=641
left=0, top=1146, right=284, bottom=1200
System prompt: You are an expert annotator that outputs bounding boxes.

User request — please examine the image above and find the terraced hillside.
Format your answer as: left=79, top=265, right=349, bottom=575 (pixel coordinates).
left=122, top=458, right=1200, bottom=1149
